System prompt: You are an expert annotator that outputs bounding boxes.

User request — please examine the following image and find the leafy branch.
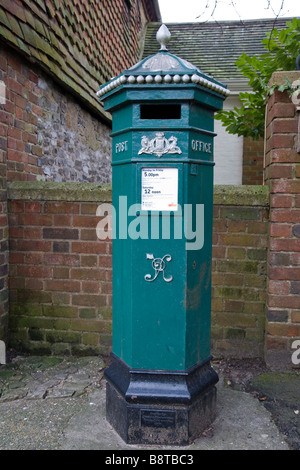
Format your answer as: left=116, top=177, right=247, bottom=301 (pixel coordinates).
left=215, top=18, right=300, bottom=140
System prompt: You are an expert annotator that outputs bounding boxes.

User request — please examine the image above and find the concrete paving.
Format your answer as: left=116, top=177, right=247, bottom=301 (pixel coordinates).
left=61, top=383, right=288, bottom=451
left=0, top=355, right=294, bottom=450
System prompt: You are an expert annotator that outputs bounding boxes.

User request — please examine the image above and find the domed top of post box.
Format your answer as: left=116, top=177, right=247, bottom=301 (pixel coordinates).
left=97, top=24, right=230, bottom=100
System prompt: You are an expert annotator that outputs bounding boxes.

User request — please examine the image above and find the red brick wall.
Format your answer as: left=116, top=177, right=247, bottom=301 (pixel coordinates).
left=8, top=184, right=112, bottom=355
left=7, top=182, right=269, bottom=358
left=242, top=137, right=264, bottom=185
left=0, top=43, right=44, bottom=343
left=0, top=44, right=43, bottom=183
left=0, top=171, right=8, bottom=343
left=264, top=71, right=300, bottom=368
left=212, top=186, right=269, bottom=358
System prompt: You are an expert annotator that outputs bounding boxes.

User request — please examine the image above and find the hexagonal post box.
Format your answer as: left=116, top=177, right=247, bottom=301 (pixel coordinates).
left=97, top=25, right=229, bottom=446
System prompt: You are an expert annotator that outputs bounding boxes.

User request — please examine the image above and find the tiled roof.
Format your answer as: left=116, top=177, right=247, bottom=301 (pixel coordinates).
left=143, top=18, right=297, bottom=83
left=0, top=0, right=160, bottom=122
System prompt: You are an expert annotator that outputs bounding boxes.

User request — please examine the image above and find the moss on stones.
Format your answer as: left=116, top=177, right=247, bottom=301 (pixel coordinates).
left=214, top=185, right=269, bottom=207
left=8, top=182, right=268, bottom=206
left=8, top=181, right=112, bottom=202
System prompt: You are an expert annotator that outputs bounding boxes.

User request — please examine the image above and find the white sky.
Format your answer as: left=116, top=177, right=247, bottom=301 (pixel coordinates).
left=158, top=0, right=300, bottom=23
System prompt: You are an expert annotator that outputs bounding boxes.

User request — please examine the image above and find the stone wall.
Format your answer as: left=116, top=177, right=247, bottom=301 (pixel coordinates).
left=7, top=182, right=269, bottom=358
left=37, top=72, right=112, bottom=183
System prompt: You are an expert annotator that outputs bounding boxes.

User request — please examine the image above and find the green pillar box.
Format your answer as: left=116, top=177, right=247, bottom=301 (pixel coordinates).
left=97, top=25, right=229, bottom=446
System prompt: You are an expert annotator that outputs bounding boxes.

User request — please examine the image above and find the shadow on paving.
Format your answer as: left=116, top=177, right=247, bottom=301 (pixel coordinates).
left=247, top=372, right=300, bottom=450
left=216, top=358, right=300, bottom=451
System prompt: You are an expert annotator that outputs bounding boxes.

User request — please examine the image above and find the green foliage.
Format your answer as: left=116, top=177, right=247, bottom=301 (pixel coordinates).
left=216, top=18, right=300, bottom=140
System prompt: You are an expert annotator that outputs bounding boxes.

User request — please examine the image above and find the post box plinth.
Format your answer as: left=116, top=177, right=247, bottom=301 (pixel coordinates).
left=105, top=354, right=218, bottom=445
left=97, top=25, right=229, bottom=446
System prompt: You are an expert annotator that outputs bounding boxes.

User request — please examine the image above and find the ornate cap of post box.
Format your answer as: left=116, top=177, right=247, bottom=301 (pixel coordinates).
left=97, top=24, right=229, bottom=447
left=97, top=24, right=230, bottom=99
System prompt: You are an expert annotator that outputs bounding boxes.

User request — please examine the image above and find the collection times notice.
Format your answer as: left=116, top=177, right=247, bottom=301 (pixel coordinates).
left=141, top=168, right=178, bottom=211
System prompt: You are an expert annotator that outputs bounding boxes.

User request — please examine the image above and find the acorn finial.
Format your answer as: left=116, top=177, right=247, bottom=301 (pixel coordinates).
left=156, top=24, right=171, bottom=51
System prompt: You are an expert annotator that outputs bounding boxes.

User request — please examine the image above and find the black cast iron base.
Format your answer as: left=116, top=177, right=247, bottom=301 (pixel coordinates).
left=104, top=354, right=219, bottom=446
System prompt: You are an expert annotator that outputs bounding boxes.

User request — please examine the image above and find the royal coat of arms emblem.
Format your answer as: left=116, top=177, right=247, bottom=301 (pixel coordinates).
left=138, top=132, right=182, bottom=158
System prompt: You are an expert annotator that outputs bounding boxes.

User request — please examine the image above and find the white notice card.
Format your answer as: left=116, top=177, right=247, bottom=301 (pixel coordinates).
left=141, top=168, right=178, bottom=211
